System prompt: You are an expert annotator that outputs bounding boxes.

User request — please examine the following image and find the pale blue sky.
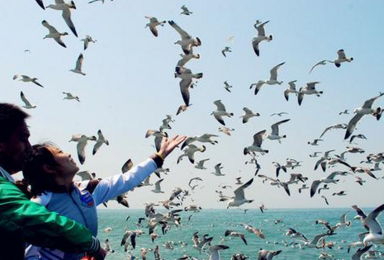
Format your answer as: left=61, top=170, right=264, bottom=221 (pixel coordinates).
left=1, top=1, right=384, bottom=209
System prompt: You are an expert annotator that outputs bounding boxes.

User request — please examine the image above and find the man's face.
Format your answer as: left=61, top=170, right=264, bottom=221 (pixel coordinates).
left=0, top=121, right=31, bottom=174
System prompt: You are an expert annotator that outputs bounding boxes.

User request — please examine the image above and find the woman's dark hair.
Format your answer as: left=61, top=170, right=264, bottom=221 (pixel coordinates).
left=22, top=144, right=58, bottom=196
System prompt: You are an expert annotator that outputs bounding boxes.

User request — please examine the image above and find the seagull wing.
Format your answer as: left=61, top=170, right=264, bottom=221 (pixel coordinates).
left=42, top=20, right=59, bottom=34
left=20, top=92, right=33, bottom=107
left=256, top=20, right=269, bottom=36
left=214, top=100, right=226, bottom=111
left=75, top=53, right=84, bottom=71
left=337, top=49, right=346, bottom=59
left=35, top=0, right=45, bottom=9
left=168, top=20, right=191, bottom=40
left=362, top=93, right=384, bottom=109
left=365, top=204, right=384, bottom=234
left=77, top=139, right=87, bottom=164
left=310, top=180, right=321, bottom=197
left=180, top=79, right=192, bottom=106
left=149, top=24, right=159, bottom=37
left=352, top=245, right=372, bottom=260
left=271, top=119, right=290, bottom=135
left=121, top=159, right=133, bottom=173
left=62, top=9, right=78, bottom=37
left=234, top=178, right=253, bottom=200
left=76, top=171, right=93, bottom=181
left=252, top=130, right=266, bottom=146
left=270, top=62, right=285, bottom=81
left=345, top=113, right=364, bottom=140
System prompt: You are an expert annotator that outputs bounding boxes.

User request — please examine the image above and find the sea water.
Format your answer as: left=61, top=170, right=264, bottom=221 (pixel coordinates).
left=97, top=208, right=382, bottom=260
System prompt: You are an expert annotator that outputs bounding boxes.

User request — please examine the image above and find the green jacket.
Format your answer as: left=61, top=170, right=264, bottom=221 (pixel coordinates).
left=0, top=176, right=98, bottom=260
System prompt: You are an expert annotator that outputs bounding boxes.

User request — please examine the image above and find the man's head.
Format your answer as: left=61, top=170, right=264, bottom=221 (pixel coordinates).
left=0, top=103, right=31, bottom=174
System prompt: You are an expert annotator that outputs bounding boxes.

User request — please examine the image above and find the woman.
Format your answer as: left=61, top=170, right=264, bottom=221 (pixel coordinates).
left=23, top=135, right=186, bottom=260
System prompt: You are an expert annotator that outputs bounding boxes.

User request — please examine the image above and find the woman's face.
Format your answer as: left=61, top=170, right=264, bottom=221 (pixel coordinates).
left=48, top=147, right=79, bottom=178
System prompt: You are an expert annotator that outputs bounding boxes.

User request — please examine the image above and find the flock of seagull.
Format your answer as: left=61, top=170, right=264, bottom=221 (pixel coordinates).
left=8, top=1, right=384, bottom=259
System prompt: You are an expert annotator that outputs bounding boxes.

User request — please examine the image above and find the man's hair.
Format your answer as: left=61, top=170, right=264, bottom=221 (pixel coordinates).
left=0, top=103, right=30, bottom=142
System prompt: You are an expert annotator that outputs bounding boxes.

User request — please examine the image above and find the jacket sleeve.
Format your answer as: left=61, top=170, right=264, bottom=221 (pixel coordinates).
left=92, top=158, right=158, bottom=206
left=0, top=178, right=99, bottom=253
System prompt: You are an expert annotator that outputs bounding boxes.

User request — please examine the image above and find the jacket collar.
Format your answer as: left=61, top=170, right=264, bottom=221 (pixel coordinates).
left=0, top=166, right=15, bottom=183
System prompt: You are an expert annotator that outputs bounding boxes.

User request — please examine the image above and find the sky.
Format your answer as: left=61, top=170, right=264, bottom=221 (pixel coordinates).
left=1, top=0, right=384, bottom=209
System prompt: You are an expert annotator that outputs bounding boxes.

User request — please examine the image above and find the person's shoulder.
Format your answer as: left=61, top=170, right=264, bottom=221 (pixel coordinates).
left=31, top=192, right=52, bottom=206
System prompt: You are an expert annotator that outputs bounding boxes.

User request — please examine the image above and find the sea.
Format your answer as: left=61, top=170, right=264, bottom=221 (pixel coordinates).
left=96, top=208, right=382, bottom=260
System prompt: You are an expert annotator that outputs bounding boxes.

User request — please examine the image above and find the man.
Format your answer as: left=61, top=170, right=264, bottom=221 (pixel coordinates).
left=0, top=103, right=106, bottom=260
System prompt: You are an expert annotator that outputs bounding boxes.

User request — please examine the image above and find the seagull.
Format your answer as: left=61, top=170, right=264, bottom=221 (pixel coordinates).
left=352, top=245, right=372, bottom=260
left=241, top=223, right=265, bottom=239
left=35, top=0, right=45, bottom=9
left=223, top=81, right=233, bottom=93
left=219, top=127, right=235, bottom=136
left=175, top=66, right=203, bottom=106
left=333, top=49, right=353, bottom=67
left=145, top=130, right=168, bottom=152
left=258, top=249, right=282, bottom=260
left=81, top=35, right=96, bottom=50
left=252, top=20, right=273, bottom=57
left=180, top=5, right=193, bottom=15
left=177, top=144, right=206, bottom=164
left=221, top=47, right=232, bottom=57
left=169, top=20, right=201, bottom=55
left=244, top=130, right=268, bottom=155
left=270, top=112, right=288, bottom=117
left=339, top=109, right=349, bottom=115
left=359, top=204, right=384, bottom=246
left=193, top=234, right=213, bottom=253
left=195, top=158, right=209, bottom=170
left=314, top=149, right=335, bottom=171
left=152, top=179, right=165, bottom=193
left=309, top=152, right=322, bottom=158
left=181, top=134, right=218, bottom=150
left=308, top=138, right=323, bottom=146
left=46, top=0, right=78, bottom=37
left=321, top=195, right=329, bottom=205
left=349, top=134, right=367, bottom=144
left=310, top=171, right=340, bottom=197
left=251, top=62, right=285, bottom=95
left=13, top=74, right=44, bottom=88
left=70, top=53, right=86, bottom=76
left=177, top=53, right=200, bottom=67
left=298, top=184, right=309, bottom=193
left=42, top=20, right=68, bottom=48
left=226, top=178, right=254, bottom=208
left=208, top=245, right=229, bottom=260
left=285, top=228, right=307, bottom=240
left=309, top=59, right=334, bottom=74
left=284, top=80, right=298, bottom=101
left=211, top=163, right=225, bottom=176
left=20, top=92, right=36, bottom=109
left=344, top=93, right=383, bottom=139
left=76, top=135, right=96, bottom=164
left=211, top=100, right=234, bottom=126
left=121, top=159, right=133, bottom=174
left=145, top=16, right=166, bottom=37
left=272, top=162, right=287, bottom=178
left=240, top=107, right=260, bottom=123
left=332, top=190, right=347, bottom=196
left=93, top=130, right=109, bottom=155
left=224, top=230, right=247, bottom=245
left=319, top=123, right=348, bottom=138
left=338, top=161, right=378, bottom=180
left=63, top=92, right=80, bottom=102
left=266, top=119, right=290, bottom=143
left=176, top=104, right=191, bottom=115
left=298, top=82, right=323, bottom=106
